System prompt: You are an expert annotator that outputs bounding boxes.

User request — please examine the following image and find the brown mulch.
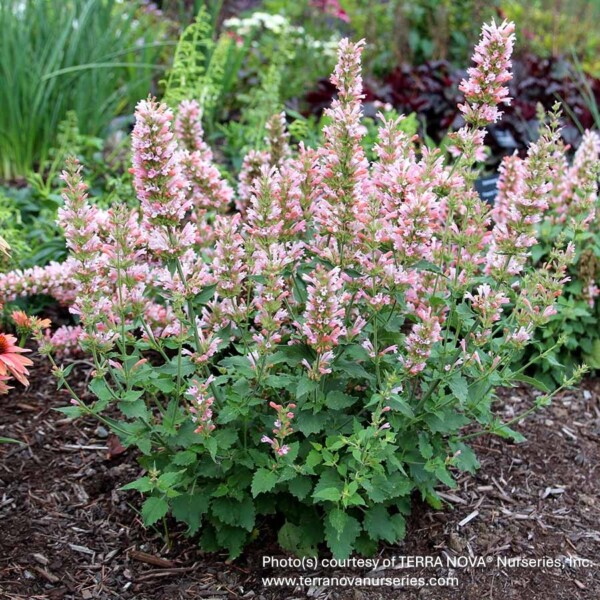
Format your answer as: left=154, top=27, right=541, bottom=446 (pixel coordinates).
left=0, top=354, right=599, bottom=600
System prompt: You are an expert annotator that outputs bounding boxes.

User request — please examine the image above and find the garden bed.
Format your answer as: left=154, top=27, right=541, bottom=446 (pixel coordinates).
left=1, top=354, right=598, bottom=600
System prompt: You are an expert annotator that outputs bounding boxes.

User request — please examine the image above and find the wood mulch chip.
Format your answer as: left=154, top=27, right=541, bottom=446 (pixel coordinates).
left=1, top=354, right=599, bottom=599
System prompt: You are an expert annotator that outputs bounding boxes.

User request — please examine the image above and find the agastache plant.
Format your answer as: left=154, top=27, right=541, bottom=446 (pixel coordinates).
left=516, top=117, right=600, bottom=384
left=5, top=22, right=599, bottom=559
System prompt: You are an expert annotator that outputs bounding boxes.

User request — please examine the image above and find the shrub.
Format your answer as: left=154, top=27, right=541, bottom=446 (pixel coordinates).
left=520, top=130, right=600, bottom=384
left=24, top=22, right=598, bottom=559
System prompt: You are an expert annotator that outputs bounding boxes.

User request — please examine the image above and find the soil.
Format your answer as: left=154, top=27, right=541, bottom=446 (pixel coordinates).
left=1, top=353, right=599, bottom=600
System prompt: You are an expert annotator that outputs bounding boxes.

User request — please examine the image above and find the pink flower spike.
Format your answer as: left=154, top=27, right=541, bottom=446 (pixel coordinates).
left=458, top=20, right=515, bottom=127
left=130, top=97, right=190, bottom=227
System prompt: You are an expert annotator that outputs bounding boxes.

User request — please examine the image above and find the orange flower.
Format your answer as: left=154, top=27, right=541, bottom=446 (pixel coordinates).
left=11, top=310, right=30, bottom=328
left=33, top=316, right=52, bottom=331
left=0, top=375, right=13, bottom=395
left=0, top=333, right=33, bottom=386
left=11, top=310, right=51, bottom=333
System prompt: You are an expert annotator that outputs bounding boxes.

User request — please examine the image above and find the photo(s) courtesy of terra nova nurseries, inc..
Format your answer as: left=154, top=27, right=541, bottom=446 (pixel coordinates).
left=1, top=1, right=599, bottom=599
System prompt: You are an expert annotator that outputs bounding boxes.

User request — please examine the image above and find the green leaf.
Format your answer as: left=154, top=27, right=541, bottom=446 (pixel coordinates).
left=251, top=468, right=279, bottom=497
left=434, top=464, right=456, bottom=488
left=362, top=473, right=412, bottom=502
left=492, top=421, right=526, bottom=443
left=119, top=390, right=144, bottom=403
left=141, top=497, right=169, bottom=526
left=118, top=398, right=150, bottom=420
left=270, top=345, right=313, bottom=367
left=151, top=377, right=175, bottom=394
left=195, top=283, right=217, bottom=304
left=54, top=406, right=84, bottom=419
left=89, top=379, right=113, bottom=402
left=312, top=470, right=343, bottom=502
left=211, top=497, right=256, bottom=531
left=121, top=476, right=153, bottom=492
left=364, top=505, right=404, bottom=543
left=215, top=524, right=248, bottom=559
left=296, top=377, right=319, bottom=399
left=304, top=448, right=323, bottom=471
left=171, top=493, right=209, bottom=534
left=387, top=395, right=414, bottom=418
left=449, top=441, right=479, bottom=474
left=157, top=471, right=184, bottom=490
left=219, top=356, right=255, bottom=378
left=324, top=509, right=361, bottom=559
left=513, top=374, right=551, bottom=393
left=325, top=391, right=358, bottom=410
left=448, top=373, right=468, bottom=403
left=313, top=487, right=343, bottom=502
left=288, top=476, right=313, bottom=500
left=264, top=374, right=295, bottom=389
left=418, top=433, right=433, bottom=460
left=390, top=513, right=406, bottom=540
left=295, top=411, right=327, bottom=436
left=172, top=450, right=197, bottom=466
left=278, top=522, right=318, bottom=556
left=425, top=411, right=470, bottom=433
left=412, top=259, right=443, bottom=275
left=334, top=359, right=373, bottom=380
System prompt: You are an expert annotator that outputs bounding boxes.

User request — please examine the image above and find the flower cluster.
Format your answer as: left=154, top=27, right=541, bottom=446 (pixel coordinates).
left=458, top=20, right=515, bottom=127
left=187, top=377, right=216, bottom=434
left=223, top=11, right=340, bottom=57
left=262, top=400, right=296, bottom=457
left=42, top=325, right=85, bottom=360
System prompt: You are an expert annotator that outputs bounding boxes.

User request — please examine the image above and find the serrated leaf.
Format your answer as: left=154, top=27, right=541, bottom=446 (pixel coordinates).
left=513, top=374, right=551, bottom=393
left=418, top=433, right=433, bottom=459
left=172, top=450, right=197, bottom=466
left=435, top=464, right=456, bottom=488
left=295, top=411, right=327, bottom=436
left=389, top=513, right=406, bottom=540
left=215, top=524, right=248, bottom=559
left=288, top=476, right=313, bottom=500
left=324, top=509, right=361, bottom=559
left=312, top=470, right=343, bottom=502
left=313, top=487, right=342, bottom=502
left=364, top=505, right=398, bottom=543
left=334, top=359, right=372, bottom=380
left=89, top=379, right=113, bottom=402
left=493, top=421, right=526, bottom=443
left=118, top=398, right=150, bottom=420
left=278, top=522, right=318, bottom=556
left=157, top=470, right=184, bottom=489
left=449, top=440, right=480, bottom=474
left=296, top=377, right=319, bottom=399
left=54, top=406, right=84, bottom=419
left=387, top=395, right=414, bottom=418
left=211, top=497, right=255, bottom=531
left=325, top=391, right=358, bottom=410
left=448, top=373, right=468, bottom=403
left=141, top=497, right=169, bottom=526
left=251, top=468, right=279, bottom=497
left=171, top=493, right=209, bottom=534
left=196, top=283, right=217, bottom=304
